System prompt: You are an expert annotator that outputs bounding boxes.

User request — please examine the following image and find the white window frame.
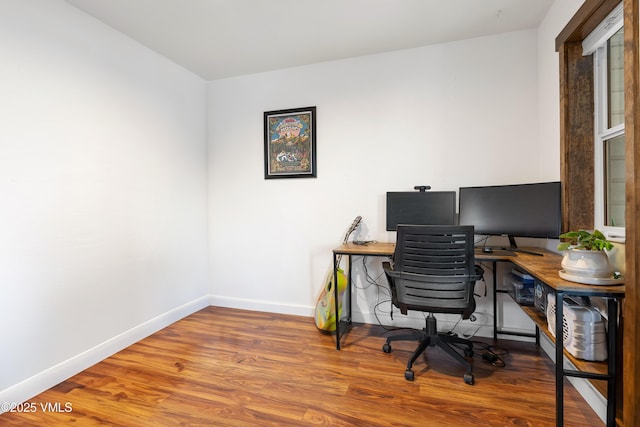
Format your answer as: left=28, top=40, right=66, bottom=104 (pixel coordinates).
left=582, top=3, right=625, bottom=242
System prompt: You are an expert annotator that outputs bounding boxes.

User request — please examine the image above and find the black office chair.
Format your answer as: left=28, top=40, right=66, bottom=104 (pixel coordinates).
left=381, top=225, right=481, bottom=384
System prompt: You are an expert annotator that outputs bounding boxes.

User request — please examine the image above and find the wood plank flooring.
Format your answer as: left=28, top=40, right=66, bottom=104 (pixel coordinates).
left=1, top=306, right=604, bottom=426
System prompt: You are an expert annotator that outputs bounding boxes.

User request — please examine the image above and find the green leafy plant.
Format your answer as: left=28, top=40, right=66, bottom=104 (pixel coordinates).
left=557, top=229, right=614, bottom=251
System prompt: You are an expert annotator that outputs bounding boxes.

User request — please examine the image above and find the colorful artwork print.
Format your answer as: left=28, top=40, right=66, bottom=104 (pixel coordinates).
left=264, top=107, right=316, bottom=179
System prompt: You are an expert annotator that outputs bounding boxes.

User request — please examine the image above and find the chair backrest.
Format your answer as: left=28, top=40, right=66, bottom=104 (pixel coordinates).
left=386, top=225, right=478, bottom=318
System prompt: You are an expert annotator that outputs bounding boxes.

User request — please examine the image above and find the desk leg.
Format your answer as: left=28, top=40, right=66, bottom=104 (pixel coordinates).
left=555, top=291, right=564, bottom=427
left=606, top=297, right=617, bottom=427
left=334, top=254, right=353, bottom=351
left=492, top=261, right=498, bottom=341
left=333, top=252, right=341, bottom=350
left=347, top=255, right=352, bottom=325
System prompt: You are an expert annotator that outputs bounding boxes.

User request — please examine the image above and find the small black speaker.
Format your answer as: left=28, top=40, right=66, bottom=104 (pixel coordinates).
left=534, top=280, right=551, bottom=315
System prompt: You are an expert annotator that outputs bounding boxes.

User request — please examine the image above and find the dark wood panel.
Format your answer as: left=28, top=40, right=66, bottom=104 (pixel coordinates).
left=559, top=41, right=595, bottom=233
left=0, top=307, right=603, bottom=426
left=623, top=0, right=640, bottom=425
left=556, top=0, right=623, bottom=50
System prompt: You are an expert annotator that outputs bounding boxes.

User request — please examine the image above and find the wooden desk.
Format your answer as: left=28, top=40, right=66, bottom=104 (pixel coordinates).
left=508, top=250, right=624, bottom=427
left=331, top=242, right=500, bottom=348
left=331, top=243, right=625, bottom=427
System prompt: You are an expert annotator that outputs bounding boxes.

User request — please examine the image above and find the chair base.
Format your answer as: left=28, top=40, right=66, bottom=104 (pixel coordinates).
left=382, top=314, right=474, bottom=384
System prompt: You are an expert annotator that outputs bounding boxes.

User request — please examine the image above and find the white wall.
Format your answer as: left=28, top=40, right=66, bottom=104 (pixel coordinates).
left=208, top=29, right=555, bottom=335
left=0, top=0, right=209, bottom=404
left=537, top=0, right=585, bottom=178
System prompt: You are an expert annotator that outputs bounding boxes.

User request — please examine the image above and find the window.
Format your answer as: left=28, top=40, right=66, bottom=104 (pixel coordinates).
left=583, top=3, right=625, bottom=241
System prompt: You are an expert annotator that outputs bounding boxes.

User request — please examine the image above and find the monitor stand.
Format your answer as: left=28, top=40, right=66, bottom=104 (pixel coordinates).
left=508, top=236, right=544, bottom=256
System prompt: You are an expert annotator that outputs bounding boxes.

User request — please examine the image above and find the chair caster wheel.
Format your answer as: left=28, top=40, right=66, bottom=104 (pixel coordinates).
left=382, top=343, right=391, bottom=353
left=464, top=373, right=474, bottom=385
left=404, top=370, right=414, bottom=381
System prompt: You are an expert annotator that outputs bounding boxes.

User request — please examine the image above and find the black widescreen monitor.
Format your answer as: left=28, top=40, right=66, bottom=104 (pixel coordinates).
left=386, top=191, right=456, bottom=231
left=458, top=181, right=562, bottom=249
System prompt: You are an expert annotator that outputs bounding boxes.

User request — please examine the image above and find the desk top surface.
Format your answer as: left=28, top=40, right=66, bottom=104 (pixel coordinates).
left=333, top=242, right=625, bottom=296
left=508, top=250, right=625, bottom=296
left=333, top=242, right=395, bottom=256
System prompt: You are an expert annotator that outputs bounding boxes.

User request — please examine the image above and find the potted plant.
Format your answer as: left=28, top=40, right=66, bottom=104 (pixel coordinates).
left=557, top=229, right=615, bottom=280
left=557, top=229, right=614, bottom=252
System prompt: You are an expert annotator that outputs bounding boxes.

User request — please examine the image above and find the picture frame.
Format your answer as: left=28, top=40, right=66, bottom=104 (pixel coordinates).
left=264, top=106, right=316, bottom=179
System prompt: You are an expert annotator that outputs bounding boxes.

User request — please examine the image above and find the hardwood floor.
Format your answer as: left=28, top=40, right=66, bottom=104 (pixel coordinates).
left=1, top=306, right=603, bottom=426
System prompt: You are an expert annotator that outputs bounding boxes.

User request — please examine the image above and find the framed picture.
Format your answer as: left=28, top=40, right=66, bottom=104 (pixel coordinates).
left=264, top=106, right=316, bottom=179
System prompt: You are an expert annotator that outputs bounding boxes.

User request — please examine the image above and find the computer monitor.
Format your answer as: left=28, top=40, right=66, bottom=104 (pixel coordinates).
left=386, top=191, right=456, bottom=231
left=458, top=181, right=562, bottom=249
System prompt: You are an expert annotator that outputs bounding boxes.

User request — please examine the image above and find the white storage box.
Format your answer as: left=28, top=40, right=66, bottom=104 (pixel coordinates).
left=546, top=293, right=607, bottom=361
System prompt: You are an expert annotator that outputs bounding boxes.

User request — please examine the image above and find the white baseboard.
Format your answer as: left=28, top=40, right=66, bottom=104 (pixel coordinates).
left=209, top=295, right=314, bottom=318
left=0, top=295, right=210, bottom=412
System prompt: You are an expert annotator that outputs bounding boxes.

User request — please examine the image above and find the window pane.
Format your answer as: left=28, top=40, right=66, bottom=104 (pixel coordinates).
left=605, top=134, right=625, bottom=227
left=608, top=27, right=624, bottom=128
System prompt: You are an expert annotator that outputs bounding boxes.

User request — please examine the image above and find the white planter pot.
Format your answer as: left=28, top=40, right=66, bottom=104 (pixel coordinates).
left=561, top=249, right=612, bottom=278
